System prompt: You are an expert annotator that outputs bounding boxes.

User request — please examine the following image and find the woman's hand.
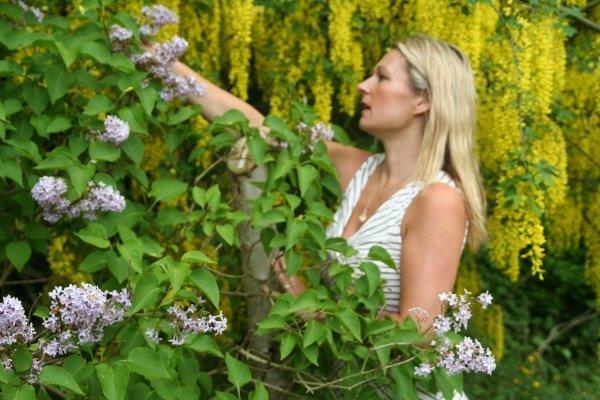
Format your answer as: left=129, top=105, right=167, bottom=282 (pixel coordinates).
left=270, top=252, right=306, bottom=297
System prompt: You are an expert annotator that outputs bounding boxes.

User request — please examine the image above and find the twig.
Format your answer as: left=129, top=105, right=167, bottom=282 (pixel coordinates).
left=3, top=277, right=51, bottom=286
left=562, top=6, right=600, bottom=32
left=194, top=156, right=225, bottom=185
left=251, top=378, right=305, bottom=399
left=536, top=310, right=600, bottom=356
left=585, top=0, right=600, bottom=11
left=0, top=264, right=13, bottom=287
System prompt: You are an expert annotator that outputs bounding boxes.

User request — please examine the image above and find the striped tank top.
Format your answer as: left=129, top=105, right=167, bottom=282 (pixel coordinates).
left=325, top=153, right=468, bottom=312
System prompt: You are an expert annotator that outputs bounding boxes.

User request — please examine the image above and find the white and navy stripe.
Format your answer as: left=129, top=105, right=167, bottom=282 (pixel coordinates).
left=325, top=153, right=468, bottom=312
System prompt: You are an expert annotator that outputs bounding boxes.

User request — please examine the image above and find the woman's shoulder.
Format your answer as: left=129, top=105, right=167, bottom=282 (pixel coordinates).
left=401, top=177, right=467, bottom=239
left=325, top=141, right=374, bottom=192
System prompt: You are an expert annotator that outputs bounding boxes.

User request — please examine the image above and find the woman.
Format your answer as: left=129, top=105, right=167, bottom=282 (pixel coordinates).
left=161, top=35, right=486, bottom=398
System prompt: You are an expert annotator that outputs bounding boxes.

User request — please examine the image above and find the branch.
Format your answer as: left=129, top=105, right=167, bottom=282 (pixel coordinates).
left=562, top=6, right=600, bottom=32
left=585, top=0, right=600, bottom=11
left=536, top=310, right=600, bottom=356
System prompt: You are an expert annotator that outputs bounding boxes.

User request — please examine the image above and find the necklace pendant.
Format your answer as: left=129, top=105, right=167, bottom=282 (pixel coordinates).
left=358, top=209, right=368, bottom=224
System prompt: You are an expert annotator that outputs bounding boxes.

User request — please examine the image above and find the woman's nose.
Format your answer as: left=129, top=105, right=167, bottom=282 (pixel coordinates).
left=357, top=79, right=369, bottom=94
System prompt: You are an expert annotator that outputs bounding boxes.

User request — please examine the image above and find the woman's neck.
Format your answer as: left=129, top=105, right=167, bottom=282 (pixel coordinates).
left=378, top=126, right=423, bottom=186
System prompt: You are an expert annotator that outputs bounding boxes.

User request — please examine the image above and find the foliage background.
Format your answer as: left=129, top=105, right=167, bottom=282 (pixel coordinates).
left=1, top=0, right=599, bottom=399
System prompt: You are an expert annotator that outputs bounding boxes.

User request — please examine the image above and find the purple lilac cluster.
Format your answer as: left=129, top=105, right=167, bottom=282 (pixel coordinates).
left=41, top=284, right=131, bottom=357
left=435, top=336, right=497, bottom=375
left=0, top=295, right=36, bottom=347
left=109, top=25, right=133, bottom=53
left=166, top=304, right=228, bottom=346
left=32, top=177, right=126, bottom=223
left=131, top=36, right=207, bottom=102
left=15, top=0, right=44, bottom=22
left=309, top=122, right=334, bottom=144
left=414, top=290, right=497, bottom=377
left=108, top=5, right=206, bottom=103
left=31, top=176, right=71, bottom=223
left=68, top=181, right=126, bottom=220
left=139, top=4, right=178, bottom=37
left=93, top=115, right=130, bottom=145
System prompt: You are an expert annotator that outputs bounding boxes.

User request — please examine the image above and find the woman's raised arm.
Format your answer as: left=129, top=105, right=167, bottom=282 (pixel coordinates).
left=169, top=60, right=265, bottom=129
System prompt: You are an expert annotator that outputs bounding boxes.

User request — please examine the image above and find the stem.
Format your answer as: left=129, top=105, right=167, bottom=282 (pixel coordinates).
left=536, top=310, right=600, bottom=356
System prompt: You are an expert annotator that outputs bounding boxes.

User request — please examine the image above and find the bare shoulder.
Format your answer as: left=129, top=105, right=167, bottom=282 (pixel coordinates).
left=326, top=141, right=373, bottom=192
left=402, top=182, right=467, bottom=238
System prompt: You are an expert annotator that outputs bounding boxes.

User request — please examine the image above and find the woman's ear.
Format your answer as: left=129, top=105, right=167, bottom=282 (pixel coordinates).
left=414, top=91, right=430, bottom=116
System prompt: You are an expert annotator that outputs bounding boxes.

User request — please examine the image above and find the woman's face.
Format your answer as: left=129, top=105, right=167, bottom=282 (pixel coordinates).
left=357, top=49, right=428, bottom=137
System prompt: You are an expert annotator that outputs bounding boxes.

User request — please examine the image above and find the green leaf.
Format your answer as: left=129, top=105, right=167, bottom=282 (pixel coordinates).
left=69, top=134, right=88, bottom=157
left=214, top=109, right=247, bottom=126
left=391, top=364, right=419, bottom=400
left=4, top=138, right=41, bottom=163
left=188, top=335, right=223, bottom=357
left=54, top=40, right=80, bottom=67
left=45, top=65, right=74, bottom=104
left=303, top=320, right=326, bottom=348
left=181, top=251, right=215, bottom=265
left=0, top=158, right=22, bottom=186
left=434, top=368, right=455, bottom=400
left=75, top=223, right=110, bottom=248
left=0, top=364, right=8, bottom=384
left=67, top=163, right=95, bottom=197
left=149, top=178, right=187, bottom=202
left=126, top=165, right=148, bottom=188
left=225, top=354, right=252, bottom=393
left=40, top=365, right=84, bottom=395
left=95, top=363, right=129, bottom=400
left=13, top=344, right=32, bottom=372
left=83, top=95, right=114, bottom=116
left=361, top=262, right=382, bottom=297
left=285, top=219, right=306, bottom=250
left=127, top=347, right=171, bottom=379
left=129, top=273, right=161, bottom=314
left=249, top=382, right=269, bottom=400
left=302, top=343, right=319, bottom=366
left=168, top=262, right=190, bottom=294
left=23, top=84, right=48, bottom=115
left=189, top=268, right=219, bottom=308
left=80, top=41, right=111, bottom=64
left=122, top=135, right=144, bottom=165
left=215, top=392, right=238, bottom=400
left=368, top=245, right=396, bottom=269
left=168, top=106, right=199, bottom=125
left=118, top=106, right=147, bottom=133
left=336, top=308, right=362, bottom=341
left=298, top=164, right=318, bottom=197
left=45, top=116, right=72, bottom=135
left=5, top=241, right=31, bottom=272
left=216, top=224, right=234, bottom=245
left=117, top=238, right=144, bottom=273
left=89, top=141, right=121, bottom=162
left=136, top=86, right=158, bottom=116
left=13, top=384, right=35, bottom=400
left=279, top=332, right=296, bottom=359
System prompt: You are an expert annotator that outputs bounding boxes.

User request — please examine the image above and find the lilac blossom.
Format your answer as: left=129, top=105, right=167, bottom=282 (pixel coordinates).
left=414, top=362, right=434, bottom=377
left=140, top=4, right=178, bottom=37
left=167, top=304, right=228, bottom=345
left=31, top=176, right=71, bottom=223
left=95, top=115, right=130, bottom=145
left=15, top=0, right=44, bottom=22
left=436, top=337, right=496, bottom=375
left=0, top=295, right=36, bottom=346
left=68, top=181, right=126, bottom=220
left=109, top=25, right=133, bottom=53
left=130, top=37, right=207, bottom=102
left=477, top=291, right=493, bottom=310
left=432, top=315, right=452, bottom=336
left=25, top=357, right=42, bottom=383
left=41, top=284, right=131, bottom=356
left=309, top=122, right=334, bottom=143
left=145, top=328, right=161, bottom=344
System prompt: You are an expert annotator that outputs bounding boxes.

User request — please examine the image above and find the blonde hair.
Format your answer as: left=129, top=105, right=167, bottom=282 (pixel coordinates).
left=395, top=35, right=487, bottom=249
